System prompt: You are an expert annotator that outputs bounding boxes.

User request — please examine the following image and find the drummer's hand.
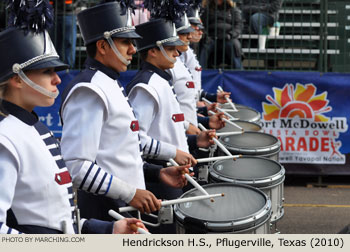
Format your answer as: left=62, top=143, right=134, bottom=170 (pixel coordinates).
left=186, top=123, right=201, bottom=135
left=206, top=102, right=217, bottom=113
left=175, top=149, right=197, bottom=166
left=128, top=189, right=161, bottom=214
left=217, top=91, right=231, bottom=104
left=159, top=164, right=193, bottom=188
left=209, top=112, right=227, bottom=129
left=197, top=101, right=206, bottom=107
left=197, top=129, right=217, bottom=148
left=113, top=218, right=148, bottom=234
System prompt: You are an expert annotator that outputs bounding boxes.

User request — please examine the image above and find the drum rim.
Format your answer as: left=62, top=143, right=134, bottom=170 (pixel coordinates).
left=217, top=120, right=262, bottom=133
left=209, top=156, right=286, bottom=187
left=220, top=104, right=262, bottom=123
left=219, top=132, right=281, bottom=155
left=176, top=211, right=272, bottom=233
left=173, top=183, right=272, bottom=232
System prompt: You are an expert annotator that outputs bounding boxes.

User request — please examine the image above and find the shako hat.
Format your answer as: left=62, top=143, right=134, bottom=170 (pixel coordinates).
left=77, top=1, right=141, bottom=46
left=187, top=0, right=204, bottom=29
left=134, top=0, right=195, bottom=52
left=175, top=13, right=195, bottom=34
left=135, top=19, right=184, bottom=52
left=0, top=0, right=68, bottom=83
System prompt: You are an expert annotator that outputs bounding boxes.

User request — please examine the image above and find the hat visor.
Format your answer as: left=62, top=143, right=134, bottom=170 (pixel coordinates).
left=163, top=38, right=185, bottom=47
left=189, top=19, right=201, bottom=25
left=24, top=57, right=70, bottom=72
left=198, top=24, right=205, bottom=30
left=112, top=30, right=142, bottom=39
left=0, top=58, right=69, bottom=83
left=177, top=26, right=196, bottom=34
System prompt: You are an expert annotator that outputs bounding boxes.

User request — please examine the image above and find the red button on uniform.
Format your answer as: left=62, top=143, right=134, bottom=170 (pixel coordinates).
left=130, top=120, right=139, bottom=131
left=186, top=81, right=195, bottom=88
left=55, top=171, right=72, bottom=185
left=172, top=113, right=185, bottom=122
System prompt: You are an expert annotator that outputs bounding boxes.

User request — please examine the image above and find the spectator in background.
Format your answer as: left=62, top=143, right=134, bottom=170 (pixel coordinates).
left=132, top=0, right=150, bottom=25
left=50, top=1, right=87, bottom=68
left=241, top=0, right=283, bottom=35
left=200, top=0, right=243, bottom=69
left=0, top=1, right=6, bottom=32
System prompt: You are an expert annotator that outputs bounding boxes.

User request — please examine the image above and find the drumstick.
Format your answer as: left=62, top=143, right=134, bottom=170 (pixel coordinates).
left=61, top=220, right=68, bottom=234
left=196, top=155, right=242, bottom=163
left=108, top=210, right=151, bottom=234
left=118, top=193, right=225, bottom=213
left=198, top=123, right=233, bottom=157
left=216, top=131, right=243, bottom=136
left=169, top=158, right=213, bottom=201
left=208, top=110, right=244, bottom=132
left=224, top=97, right=238, bottom=112
left=202, top=97, right=238, bottom=120
left=217, top=86, right=238, bottom=112
left=220, top=109, right=237, bottom=112
left=217, top=85, right=224, bottom=93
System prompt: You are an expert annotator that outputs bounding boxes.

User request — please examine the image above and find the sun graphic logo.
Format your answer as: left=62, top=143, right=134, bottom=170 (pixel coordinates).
left=260, top=83, right=347, bottom=164
left=263, top=83, right=332, bottom=122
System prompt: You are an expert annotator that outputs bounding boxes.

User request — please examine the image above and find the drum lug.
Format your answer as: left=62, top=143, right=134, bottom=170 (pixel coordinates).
left=270, top=222, right=281, bottom=234
left=198, top=165, right=209, bottom=182
left=158, top=205, right=174, bottom=224
left=209, top=146, right=216, bottom=158
left=253, top=215, right=257, bottom=226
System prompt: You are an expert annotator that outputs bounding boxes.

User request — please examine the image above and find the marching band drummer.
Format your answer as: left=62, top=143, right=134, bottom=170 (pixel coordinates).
left=125, top=1, right=217, bottom=190
left=0, top=0, right=145, bottom=234
left=182, top=3, right=231, bottom=111
left=168, top=13, right=199, bottom=135
left=125, top=15, right=215, bottom=233
left=60, top=1, right=190, bottom=221
left=169, top=13, right=227, bottom=136
left=183, top=1, right=205, bottom=104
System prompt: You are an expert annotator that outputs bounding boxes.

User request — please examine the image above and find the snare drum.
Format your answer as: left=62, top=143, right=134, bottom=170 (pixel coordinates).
left=220, top=104, right=261, bottom=123
left=209, top=157, right=285, bottom=223
left=217, top=120, right=262, bottom=133
left=218, top=132, right=281, bottom=161
left=174, top=183, right=271, bottom=234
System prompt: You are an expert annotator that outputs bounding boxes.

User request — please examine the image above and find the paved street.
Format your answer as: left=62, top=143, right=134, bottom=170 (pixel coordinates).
left=274, top=177, right=350, bottom=234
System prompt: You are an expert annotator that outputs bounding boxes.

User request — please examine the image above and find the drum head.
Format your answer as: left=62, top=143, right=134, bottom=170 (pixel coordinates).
left=220, top=132, right=280, bottom=155
left=220, top=104, right=261, bottom=123
left=174, top=183, right=271, bottom=232
left=217, top=120, right=261, bottom=133
left=210, top=157, right=284, bottom=187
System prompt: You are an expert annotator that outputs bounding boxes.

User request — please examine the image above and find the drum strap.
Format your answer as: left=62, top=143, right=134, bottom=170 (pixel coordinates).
left=183, top=217, right=207, bottom=234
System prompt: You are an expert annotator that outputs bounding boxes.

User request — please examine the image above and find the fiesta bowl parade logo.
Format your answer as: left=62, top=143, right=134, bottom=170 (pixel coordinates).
left=261, top=83, right=348, bottom=164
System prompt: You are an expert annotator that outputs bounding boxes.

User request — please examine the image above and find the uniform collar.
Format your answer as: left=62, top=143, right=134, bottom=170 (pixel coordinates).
left=85, top=57, right=120, bottom=80
left=1, top=100, right=38, bottom=126
left=141, top=61, right=172, bottom=81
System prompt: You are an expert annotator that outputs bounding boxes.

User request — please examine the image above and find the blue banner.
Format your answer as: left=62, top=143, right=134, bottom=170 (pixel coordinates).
left=211, top=71, right=350, bottom=175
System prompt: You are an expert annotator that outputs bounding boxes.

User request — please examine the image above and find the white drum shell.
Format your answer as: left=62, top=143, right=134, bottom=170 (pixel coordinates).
left=209, top=157, right=285, bottom=223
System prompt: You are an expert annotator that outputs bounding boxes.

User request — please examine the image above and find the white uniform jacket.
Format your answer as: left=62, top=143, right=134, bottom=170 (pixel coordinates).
left=126, top=61, right=190, bottom=161
left=0, top=101, right=117, bottom=234
left=180, top=48, right=203, bottom=102
left=60, top=58, right=145, bottom=204
left=0, top=101, right=75, bottom=234
left=167, top=57, right=198, bottom=126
